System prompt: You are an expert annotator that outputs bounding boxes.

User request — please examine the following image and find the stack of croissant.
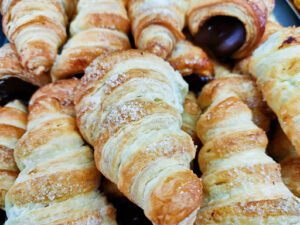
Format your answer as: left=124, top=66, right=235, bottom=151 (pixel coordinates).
left=0, top=0, right=299, bottom=224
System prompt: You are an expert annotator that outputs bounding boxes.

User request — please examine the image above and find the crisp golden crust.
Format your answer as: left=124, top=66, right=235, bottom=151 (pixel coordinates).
left=0, top=100, right=27, bottom=210
left=75, top=50, right=202, bottom=225
left=195, top=75, right=300, bottom=224
left=167, top=40, right=214, bottom=77
left=1, top=0, right=73, bottom=76
left=51, top=0, right=131, bottom=81
left=6, top=79, right=116, bottom=224
left=128, top=0, right=189, bottom=59
left=187, top=0, right=275, bottom=59
left=250, top=27, right=300, bottom=155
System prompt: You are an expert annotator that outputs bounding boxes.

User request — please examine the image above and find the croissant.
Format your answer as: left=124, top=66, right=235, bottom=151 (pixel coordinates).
left=50, top=0, right=131, bottom=81
left=5, top=79, right=116, bottom=225
left=1, top=0, right=75, bottom=77
left=0, top=100, right=27, bottom=210
left=250, top=27, right=300, bottom=155
left=268, top=126, right=300, bottom=198
left=167, top=40, right=214, bottom=78
left=195, top=75, right=300, bottom=224
left=75, top=50, right=202, bottom=225
left=128, top=0, right=189, bottom=59
left=187, top=0, right=275, bottom=59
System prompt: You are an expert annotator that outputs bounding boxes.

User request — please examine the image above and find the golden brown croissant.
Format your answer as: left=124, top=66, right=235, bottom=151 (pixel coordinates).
left=128, top=0, right=189, bottom=59
left=233, top=20, right=282, bottom=75
left=0, top=43, right=50, bottom=86
left=167, top=40, right=214, bottom=78
left=250, top=27, right=300, bottom=155
left=269, top=126, right=300, bottom=198
left=195, top=75, right=300, bottom=224
left=75, top=50, right=202, bottom=225
left=1, top=0, right=76, bottom=77
left=187, top=0, right=275, bottom=59
left=5, top=79, right=116, bottom=225
left=0, top=100, right=26, bottom=210
left=50, top=0, right=131, bottom=81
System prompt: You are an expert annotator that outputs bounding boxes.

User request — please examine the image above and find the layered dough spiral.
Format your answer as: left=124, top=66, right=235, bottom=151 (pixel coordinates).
left=75, top=50, right=202, bottom=225
left=195, top=75, right=300, bottom=224
left=51, top=0, right=131, bottom=81
left=128, top=0, right=189, bottom=59
left=5, top=79, right=116, bottom=225
left=0, top=100, right=26, bottom=210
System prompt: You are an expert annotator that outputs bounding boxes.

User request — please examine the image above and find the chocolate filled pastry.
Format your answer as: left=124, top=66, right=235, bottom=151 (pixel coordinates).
left=0, top=100, right=27, bottom=209
left=195, top=75, right=300, bottom=224
left=5, top=79, right=116, bottom=225
left=268, top=126, right=300, bottom=198
left=187, top=0, right=275, bottom=59
left=75, top=50, right=202, bottom=225
left=51, top=0, right=131, bottom=81
left=1, top=0, right=76, bottom=77
left=128, top=0, right=189, bottom=59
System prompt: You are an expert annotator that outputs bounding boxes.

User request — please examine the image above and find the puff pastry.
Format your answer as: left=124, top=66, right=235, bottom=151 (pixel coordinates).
left=250, top=27, right=300, bottom=155
left=5, top=79, right=116, bottom=225
left=167, top=40, right=214, bottom=78
left=128, top=0, right=189, bottom=59
left=269, top=126, right=300, bottom=198
left=0, top=100, right=26, bottom=210
left=75, top=50, right=202, bottom=225
left=196, top=75, right=300, bottom=224
left=51, top=0, right=131, bottom=81
left=1, top=0, right=75, bottom=77
left=187, top=0, right=275, bottom=59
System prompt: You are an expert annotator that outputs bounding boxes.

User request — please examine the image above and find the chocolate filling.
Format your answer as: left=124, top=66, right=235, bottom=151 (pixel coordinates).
left=194, top=16, right=246, bottom=58
left=184, top=74, right=212, bottom=95
left=0, top=77, right=39, bottom=106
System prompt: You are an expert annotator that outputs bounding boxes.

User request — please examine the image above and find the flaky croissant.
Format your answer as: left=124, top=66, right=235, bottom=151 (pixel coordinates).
left=1, top=0, right=75, bottom=77
left=128, top=0, right=189, bottom=59
left=250, top=27, right=300, bottom=155
left=75, top=50, right=202, bottom=225
left=269, top=126, right=300, bottom=198
left=196, top=75, right=300, bottom=224
left=5, top=79, right=116, bottom=225
left=51, top=0, right=131, bottom=81
left=187, top=0, right=275, bottom=59
left=0, top=100, right=26, bottom=210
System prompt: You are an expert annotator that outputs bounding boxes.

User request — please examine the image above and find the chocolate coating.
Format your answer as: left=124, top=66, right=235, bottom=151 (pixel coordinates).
left=194, top=16, right=246, bottom=58
left=184, top=74, right=212, bottom=95
left=0, top=77, right=38, bottom=106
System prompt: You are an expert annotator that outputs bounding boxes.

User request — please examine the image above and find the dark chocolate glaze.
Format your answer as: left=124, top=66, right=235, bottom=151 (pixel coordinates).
left=0, top=77, right=39, bottom=106
left=0, top=209, right=6, bottom=224
left=194, top=16, right=246, bottom=58
left=184, top=74, right=212, bottom=95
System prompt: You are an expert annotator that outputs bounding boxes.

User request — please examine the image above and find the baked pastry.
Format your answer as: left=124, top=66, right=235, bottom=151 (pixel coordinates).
left=75, top=50, right=202, bottom=225
left=233, top=20, right=282, bottom=75
left=269, top=126, right=300, bottom=198
left=5, top=79, right=116, bottom=224
left=187, top=0, right=275, bottom=59
left=195, top=75, right=300, bottom=224
left=128, top=0, right=189, bottom=59
left=0, top=100, right=27, bottom=210
left=250, top=27, right=300, bottom=154
left=167, top=40, right=214, bottom=78
left=1, top=0, right=75, bottom=77
left=50, top=0, right=131, bottom=81
left=295, top=0, right=300, bottom=10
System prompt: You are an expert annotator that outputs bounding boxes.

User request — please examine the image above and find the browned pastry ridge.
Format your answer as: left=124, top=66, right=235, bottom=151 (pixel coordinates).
left=5, top=79, right=116, bottom=225
left=167, top=40, right=215, bottom=78
left=187, top=0, right=275, bottom=59
left=250, top=27, right=300, bottom=155
left=195, top=75, right=300, bottom=224
left=51, top=0, right=131, bottom=81
left=1, top=0, right=76, bottom=78
left=0, top=100, right=26, bottom=210
left=128, top=0, right=189, bottom=59
left=268, top=126, right=300, bottom=198
left=75, top=50, right=202, bottom=225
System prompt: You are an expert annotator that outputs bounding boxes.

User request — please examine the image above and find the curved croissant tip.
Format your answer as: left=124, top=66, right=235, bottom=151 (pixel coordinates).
left=148, top=44, right=170, bottom=59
